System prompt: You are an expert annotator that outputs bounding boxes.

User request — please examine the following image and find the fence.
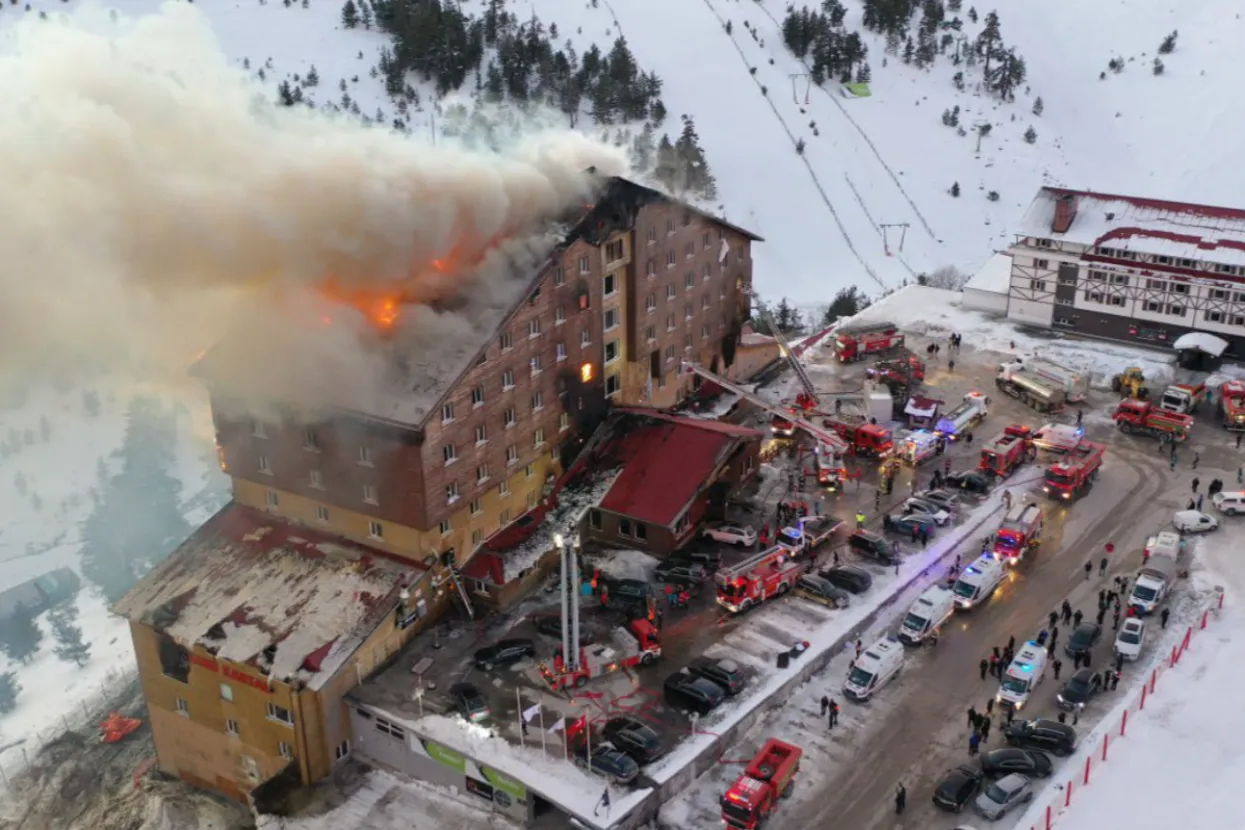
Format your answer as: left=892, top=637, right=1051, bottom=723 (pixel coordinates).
left=1024, top=587, right=1226, bottom=830
left=0, top=665, right=137, bottom=788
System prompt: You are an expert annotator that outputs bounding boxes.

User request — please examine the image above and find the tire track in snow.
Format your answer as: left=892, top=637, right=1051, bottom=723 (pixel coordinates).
left=751, top=0, right=938, bottom=242
left=698, top=0, right=890, bottom=292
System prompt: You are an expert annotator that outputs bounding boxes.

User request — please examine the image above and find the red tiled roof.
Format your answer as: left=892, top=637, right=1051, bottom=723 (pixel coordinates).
left=613, top=407, right=766, bottom=440
left=598, top=417, right=755, bottom=527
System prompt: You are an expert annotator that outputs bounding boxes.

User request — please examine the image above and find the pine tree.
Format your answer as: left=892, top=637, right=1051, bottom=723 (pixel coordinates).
left=1158, top=30, right=1177, bottom=54
left=1032, top=96, right=1043, bottom=116
left=774, top=297, right=803, bottom=333
left=950, top=181, right=961, bottom=197
left=821, top=286, right=868, bottom=324
left=306, top=65, right=320, bottom=87
left=855, top=63, right=871, bottom=84
left=341, top=0, right=359, bottom=29
left=976, top=11, right=1002, bottom=77
left=1024, top=125, right=1037, bottom=143
left=0, top=671, right=19, bottom=715
left=1152, top=58, right=1164, bottom=76
left=52, top=614, right=91, bottom=667
left=654, top=134, right=678, bottom=192
left=359, top=1, right=372, bottom=29
left=902, top=37, right=915, bottom=64
left=0, top=603, right=43, bottom=664
left=277, top=80, right=296, bottom=106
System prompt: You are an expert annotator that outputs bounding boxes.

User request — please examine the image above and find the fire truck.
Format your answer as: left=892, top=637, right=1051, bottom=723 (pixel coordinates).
left=868, top=354, right=926, bottom=385
left=901, top=430, right=939, bottom=465
left=1159, top=382, right=1206, bottom=415
left=821, top=413, right=894, bottom=457
left=1043, top=441, right=1104, bottom=500
left=770, top=410, right=797, bottom=437
left=934, top=391, right=990, bottom=439
left=978, top=427, right=1035, bottom=478
left=720, top=739, right=803, bottom=829
left=1222, top=380, right=1245, bottom=430
left=1113, top=399, right=1192, bottom=443
left=538, top=619, right=661, bottom=690
left=991, top=503, right=1043, bottom=564
left=715, top=546, right=808, bottom=614
left=834, top=321, right=904, bottom=363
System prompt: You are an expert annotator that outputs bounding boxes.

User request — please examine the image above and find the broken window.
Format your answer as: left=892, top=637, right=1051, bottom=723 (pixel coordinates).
left=158, top=637, right=190, bottom=684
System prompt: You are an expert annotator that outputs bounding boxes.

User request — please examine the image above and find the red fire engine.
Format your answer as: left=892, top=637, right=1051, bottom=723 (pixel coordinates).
left=1043, top=441, right=1104, bottom=500
left=868, top=353, right=926, bottom=385
left=821, top=414, right=894, bottom=457
left=978, top=426, right=1035, bottom=478
left=715, top=546, right=808, bottom=614
left=834, top=321, right=905, bottom=363
left=1114, top=399, right=1192, bottom=443
left=537, top=619, right=661, bottom=690
left=1221, top=380, right=1245, bottom=431
left=720, top=739, right=803, bottom=829
left=991, top=503, right=1043, bottom=563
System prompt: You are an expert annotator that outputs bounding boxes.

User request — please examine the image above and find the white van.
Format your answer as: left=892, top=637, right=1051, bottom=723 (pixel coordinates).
left=843, top=636, right=904, bottom=702
left=952, top=555, right=1006, bottom=610
left=1143, top=531, right=1181, bottom=560
left=996, top=642, right=1048, bottom=711
left=1211, top=491, right=1245, bottom=515
left=897, top=586, right=956, bottom=645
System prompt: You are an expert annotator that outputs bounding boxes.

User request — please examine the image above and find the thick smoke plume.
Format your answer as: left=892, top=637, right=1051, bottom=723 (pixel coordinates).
left=0, top=2, right=628, bottom=411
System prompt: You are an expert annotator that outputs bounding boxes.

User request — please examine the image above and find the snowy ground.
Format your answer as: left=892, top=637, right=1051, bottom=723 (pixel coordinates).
left=0, top=377, right=227, bottom=782
left=1017, top=531, right=1245, bottom=830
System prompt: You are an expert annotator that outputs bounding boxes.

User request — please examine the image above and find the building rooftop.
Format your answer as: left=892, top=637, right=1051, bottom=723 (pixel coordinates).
left=595, top=409, right=764, bottom=528
left=964, top=252, right=1013, bottom=293
left=1018, top=187, right=1245, bottom=268
left=194, top=176, right=761, bottom=429
left=113, top=504, right=424, bottom=690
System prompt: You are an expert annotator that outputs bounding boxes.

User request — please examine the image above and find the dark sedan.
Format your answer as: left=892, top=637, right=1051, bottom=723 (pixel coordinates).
left=819, top=565, right=873, bottom=594
left=933, top=765, right=984, bottom=812
left=473, top=639, right=536, bottom=671
left=653, top=560, right=709, bottom=586
left=980, top=748, right=1053, bottom=780
left=449, top=683, right=491, bottom=723
left=945, top=471, right=991, bottom=494
left=602, top=716, right=664, bottom=764
left=1004, top=719, right=1077, bottom=757
left=574, top=745, right=639, bottom=784
left=1056, top=668, right=1102, bottom=710
left=882, top=513, right=936, bottom=537
left=688, top=656, right=748, bottom=695
left=1064, top=623, right=1103, bottom=659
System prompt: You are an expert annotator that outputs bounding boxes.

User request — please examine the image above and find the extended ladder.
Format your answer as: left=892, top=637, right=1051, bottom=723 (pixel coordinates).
left=446, top=564, right=475, bottom=620
left=716, top=545, right=790, bottom=582
left=747, top=292, right=821, bottom=405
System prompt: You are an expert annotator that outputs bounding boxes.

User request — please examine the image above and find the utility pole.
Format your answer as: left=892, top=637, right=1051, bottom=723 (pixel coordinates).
left=789, top=73, right=812, bottom=105
left=879, top=223, right=910, bottom=256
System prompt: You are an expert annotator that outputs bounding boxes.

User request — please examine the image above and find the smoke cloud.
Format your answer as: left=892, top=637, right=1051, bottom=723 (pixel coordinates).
left=0, top=2, right=629, bottom=410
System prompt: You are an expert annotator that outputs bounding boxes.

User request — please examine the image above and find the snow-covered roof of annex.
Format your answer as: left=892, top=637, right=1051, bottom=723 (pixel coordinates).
left=964, top=252, right=1013, bottom=293
left=1016, top=187, right=1245, bottom=268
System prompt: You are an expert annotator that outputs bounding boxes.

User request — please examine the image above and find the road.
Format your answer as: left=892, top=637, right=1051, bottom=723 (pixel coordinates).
left=781, top=346, right=1224, bottom=830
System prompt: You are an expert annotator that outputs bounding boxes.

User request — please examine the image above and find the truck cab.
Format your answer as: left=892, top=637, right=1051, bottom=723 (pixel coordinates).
left=992, top=503, right=1043, bottom=563
left=720, top=739, right=802, bottom=829
left=1159, top=383, right=1205, bottom=415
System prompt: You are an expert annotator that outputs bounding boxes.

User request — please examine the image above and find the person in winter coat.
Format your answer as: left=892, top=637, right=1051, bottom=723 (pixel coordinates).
left=967, top=706, right=978, bottom=728
left=1096, top=607, right=1107, bottom=626
left=980, top=718, right=991, bottom=740
left=1192, top=477, right=1200, bottom=493
left=1161, top=607, right=1171, bottom=629
left=1053, top=659, right=1063, bottom=680
left=1073, top=609, right=1084, bottom=627
left=821, top=696, right=830, bottom=716
left=895, top=783, right=907, bottom=814
left=828, top=701, right=840, bottom=728
left=1007, top=635, right=1016, bottom=653
left=1110, top=673, right=1120, bottom=691
left=989, top=655, right=1000, bottom=678
left=1048, top=610, right=1059, bottom=630
left=969, top=732, right=981, bottom=754
left=985, top=698, right=994, bottom=716
left=1099, top=557, right=1109, bottom=576
left=1084, top=561, right=1093, bottom=580
left=980, top=658, right=990, bottom=680
left=1062, top=600, right=1073, bottom=623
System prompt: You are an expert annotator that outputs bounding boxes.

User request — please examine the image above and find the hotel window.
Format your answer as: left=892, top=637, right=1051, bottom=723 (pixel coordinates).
left=439, top=519, right=452, bottom=536
left=176, top=698, right=188, bottom=716
left=1143, top=300, right=1162, bottom=313
left=363, top=483, right=379, bottom=503
left=684, top=273, right=694, bottom=290
left=1155, top=255, right=1172, bottom=265
left=442, top=444, right=456, bottom=465
left=1087, top=270, right=1106, bottom=282
left=1084, top=292, right=1103, bottom=304
left=702, top=232, right=711, bottom=249
left=556, top=342, right=568, bottom=361
left=470, top=498, right=482, bottom=516
left=701, top=324, right=711, bottom=339
left=666, top=218, right=675, bottom=235
left=1170, top=283, right=1190, bottom=295
left=502, top=369, right=515, bottom=389
left=533, top=428, right=546, bottom=447
left=303, top=428, right=320, bottom=451
left=1033, top=259, right=1049, bottom=270
left=471, top=385, right=484, bottom=406
left=605, top=308, right=619, bottom=330
left=475, top=424, right=487, bottom=445
left=258, top=455, right=272, bottom=475
left=684, top=243, right=695, bottom=259
left=1028, top=280, right=1046, bottom=291
left=500, top=331, right=513, bottom=351
left=527, top=490, right=539, bottom=508
left=1210, top=289, right=1228, bottom=300
left=335, top=740, right=351, bottom=760
left=605, top=340, right=620, bottom=364
left=702, top=262, right=712, bottom=279
left=532, top=392, right=544, bottom=411
left=1167, top=305, right=1186, bottom=317
left=1034, top=238, right=1053, bottom=248
left=226, top=719, right=239, bottom=737
left=666, top=250, right=676, bottom=268
left=280, top=742, right=294, bottom=760
left=1108, top=296, right=1125, bottom=307
left=528, top=319, right=541, bottom=338
left=500, top=477, right=511, bottom=497
left=525, top=463, right=534, bottom=478
left=684, top=303, right=693, bottom=320
left=684, top=333, right=694, bottom=351
left=1146, top=279, right=1165, bottom=290
left=559, top=412, right=570, bottom=432
left=604, top=273, right=617, bottom=296
left=702, top=295, right=711, bottom=310
left=441, top=403, right=455, bottom=423
left=315, top=505, right=330, bottom=522
left=504, top=407, right=516, bottom=428
left=581, top=328, right=592, bottom=347
left=1233, top=316, right=1245, bottom=327
left=664, top=344, right=676, bottom=362
left=309, top=469, right=324, bottom=489
left=506, top=445, right=518, bottom=465
left=265, top=489, right=279, bottom=508
left=555, top=305, right=566, bottom=325
left=531, top=355, right=543, bottom=374
left=220, top=683, right=234, bottom=702
left=578, top=255, right=590, bottom=274
left=606, top=375, right=621, bottom=396
left=647, top=226, right=657, bottom=243
left=476, top=464, right=490, bottom=483
left=358, top=445, right=374, bottom=466
left=267, top=704, right=294, bottom=726
left=1178, top=258, right=1196, bottom=269
left=645, top=294, right=657, bottom=312
left=369, top=520, right=384, bottom=539
left=646, top=260, right=656, bottom=277
left=446, top=482, right=461, bottom=503
left=554, top=266, right=565, bottom=286
left=645, top=325, right=656, bottom=342
left=606, top=240, right=624, bottom=262
left=1206, top=310, right=1225, bottom=323
left=251, top=420, right=267, bottom=438
left=666, top=284, right=676, bottom=299
left=1110, top=274, right=1129, bottom=286
left=666, top=313, right=676, bottom=331
left=1216, top=264, right=1237, bottom=275
left=471, top=529, right=484, bottom=546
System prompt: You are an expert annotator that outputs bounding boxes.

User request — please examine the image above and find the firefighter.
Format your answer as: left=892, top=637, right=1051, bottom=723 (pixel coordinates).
left=855, top=511, right=866, bottom=529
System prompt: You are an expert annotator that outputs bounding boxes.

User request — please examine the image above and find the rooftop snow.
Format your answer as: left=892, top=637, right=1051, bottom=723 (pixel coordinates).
left=1172, top=331, right=1228, bottom=356
left=597, top=410, right=764, bottom=528
left=1017, top=187, right=1245, bottom=267
left=113, top=504, right=422, bottom=689
left=964, top=252, right=1013, bottom=294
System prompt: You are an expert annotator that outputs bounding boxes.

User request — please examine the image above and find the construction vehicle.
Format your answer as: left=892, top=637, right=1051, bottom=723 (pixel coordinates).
left=821, top=413, right=894, bottom=457
left=996, top=365, right=1067, bottom=412
left=715, top=545, right=808, bottom=614
left=537, top=619, right=661, bottom=690
left=1159, top=382, right=1206, bottom=415
left=99, top=712, right=143, bottom=744
left=1221, top=380, right=1245, bottom=430
left=1042, top=441, right=1104, bottom=500
left=1000, top=358, right=1090, bottom=403
left=978, top=427, right=1035, bottom=478
left=1111, top=367, right=1149, bottom=400
left=681, top=362, right=851, bottom=483
left=901, top=430, right=940, bottom=465
left=720, top=739, right=803, bottom=829
left=991, top=503, right=1043, bottom=564
left=833, top=321, right=905, bottom=363
left=1113, top=399, right=1192, bottom=443
left=934, top=391, right=990, bottom=439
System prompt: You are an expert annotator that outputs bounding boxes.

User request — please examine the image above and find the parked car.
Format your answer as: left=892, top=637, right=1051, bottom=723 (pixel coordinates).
left=602, top=716, right=664, bottom=764
left=671, top=549, right=722, bottom=571
left=1173, top=509, right=1218, bottom=533
left=903, top=496, right=952, bottom=525
left=882, top=513, right=937, bottom=537
left=944, top=471, right=992, bottom=494
left=601, top=578, right=650, bottom=609
left=979, top=748, right=1053, bottom=780
left=702, top=523, right=757, bottom=547
left=819, top=564, right=873, bottom=594
left=848, top=530, right=898, bottom=564
left=653, top=560, right=708, bottom=586
left=574, top=744, right=639, bottom=784
left=933, top=765, right=984, bottom=812
left=1056, top=668, right=1102, bottom=711
left=473, top=639, right=536, bottom=671
left=1114, top=617, right=1145, bottom=662
left=1064, top=623, right=1102, bottom=659
left=663, top=670, right=726, bottom=715
left=1003, top=719, right=1077, bottom=756
left=974, top=773, right=1033, bottom=820
left=532, top=615, right=565, bottom=638
left=449, top=683, right=491, bottom=723
left=917, top=489, right=961, bottom=511
left=687, top=656, right=748, bottom=695
left=796, top=574, right=851, bottom=608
